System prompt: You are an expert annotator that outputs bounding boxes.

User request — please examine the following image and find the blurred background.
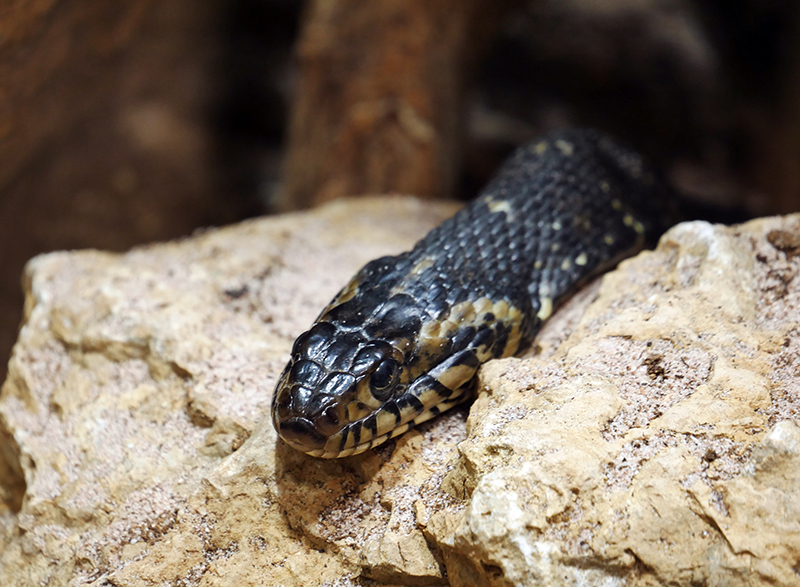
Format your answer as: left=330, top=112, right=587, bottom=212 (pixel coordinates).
left=1, top=0, right=798, bottom=381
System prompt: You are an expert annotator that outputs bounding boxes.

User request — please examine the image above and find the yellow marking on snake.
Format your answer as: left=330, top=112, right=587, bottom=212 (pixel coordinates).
left=411, top=258, right=435, bottom=275
left=555, top=140, right=574, bottom=156
left=488, top=199, right=514, bottom=216
left=537, top=297, right=553, bottom=320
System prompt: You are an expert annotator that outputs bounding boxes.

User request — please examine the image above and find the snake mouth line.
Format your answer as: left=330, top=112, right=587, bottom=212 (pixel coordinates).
left=287, top=398, right=470, bottom=458
left=277, top=417, right=329, bottom=452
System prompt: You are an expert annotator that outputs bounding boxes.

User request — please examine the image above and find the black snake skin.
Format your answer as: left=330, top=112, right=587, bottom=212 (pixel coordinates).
left=272, top=128, right=678, bottom=458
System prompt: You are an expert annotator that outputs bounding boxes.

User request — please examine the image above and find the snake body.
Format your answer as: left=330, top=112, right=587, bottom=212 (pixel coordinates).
left=272, top=129, right=676, bottom=458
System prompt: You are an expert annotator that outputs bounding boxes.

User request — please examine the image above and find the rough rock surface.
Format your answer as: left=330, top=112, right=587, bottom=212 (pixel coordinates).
left=1, top=197, right=799, bottom=586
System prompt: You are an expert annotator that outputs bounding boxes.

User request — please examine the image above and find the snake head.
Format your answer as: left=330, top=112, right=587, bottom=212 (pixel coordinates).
left=271, top=318, right=414, bottom=457
left=271, top=252, right=528, bottom=458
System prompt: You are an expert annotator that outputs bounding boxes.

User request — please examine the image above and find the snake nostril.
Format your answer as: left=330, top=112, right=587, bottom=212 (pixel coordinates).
left=316, top=404, right=342, bottom=437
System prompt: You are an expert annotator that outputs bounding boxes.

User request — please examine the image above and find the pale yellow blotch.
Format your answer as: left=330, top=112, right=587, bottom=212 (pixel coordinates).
left=415, top=389, right=445, bottom=417
left=537, top=297, right=553, bottom=320
left=357, top=381, right=385, bottom=410
left=474, top=342, right=496, bottom=362
left=410, top=257, right=435, bottom=276
left=375, top=408, right=400, bottom=436
left=389, top=258, right=437, bottom=296
left=421, top=298, right=487, bottom=342
left=555, top=140, right=574, bottom=156
left=389, top=422, right=412, bottom=439
left=347, top=402, right=370, bottom=424
left=473, top=296, right=494, bottom=315
left=575, top=252, right=588, bottom=266
left=503, top=307, right=525, bottom=356
left=438, top=320, right=459, bottom=337
left=561, top=258, right=572, bottom=271
left=420, top=319, right=441, bottom=339
left=450, top=301, right=476, bottom=323
left=340, top=430, right=356, bottom=451
left=436, top=364, right=476, bottom=393
left=491, top=300, right=510, bottom=320
left=487, top=199, right=514, bottom=215
left=323, top=431, right=352, bottom=457
left=412, top=410, right=439, bottom=427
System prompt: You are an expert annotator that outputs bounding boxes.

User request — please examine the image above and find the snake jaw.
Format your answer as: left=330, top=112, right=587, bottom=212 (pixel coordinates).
left=295, top=388, right=475, bottom=459
left=276, top=416, right=328, bottom=452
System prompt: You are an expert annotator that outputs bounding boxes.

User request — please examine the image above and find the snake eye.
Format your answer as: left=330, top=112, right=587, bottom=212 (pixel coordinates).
left=369, top=359, right=399, bottom=397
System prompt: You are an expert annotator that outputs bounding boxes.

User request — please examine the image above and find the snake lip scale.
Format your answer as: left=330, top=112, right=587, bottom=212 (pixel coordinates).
left=271, top=128, right=677, bottom=458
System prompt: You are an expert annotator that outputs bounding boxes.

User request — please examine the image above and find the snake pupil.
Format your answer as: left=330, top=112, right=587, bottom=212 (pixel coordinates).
left=370, top=359, right=399, bottom=396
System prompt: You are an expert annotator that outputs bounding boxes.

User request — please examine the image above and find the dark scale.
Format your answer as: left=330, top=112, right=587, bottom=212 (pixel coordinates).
left=272, top=128, right=678, bottom=458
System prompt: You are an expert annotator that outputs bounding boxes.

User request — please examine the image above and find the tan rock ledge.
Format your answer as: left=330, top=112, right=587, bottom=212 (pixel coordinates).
left=0, top=196, right=799, bottom=587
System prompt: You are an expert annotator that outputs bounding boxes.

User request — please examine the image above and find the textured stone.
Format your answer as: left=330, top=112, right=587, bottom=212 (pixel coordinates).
left=430, top=217, right=800, bottom=587
left=0, top=197, right=459, bottom=587
left=1, top=198, right=799, bottom=586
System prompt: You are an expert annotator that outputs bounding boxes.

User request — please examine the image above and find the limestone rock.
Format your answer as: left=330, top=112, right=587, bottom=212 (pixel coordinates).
left=430, top=217, right=800, bottom=587
left=0, top=197, right=460, bottom=587
left=1, top=198, right=799, bottom=586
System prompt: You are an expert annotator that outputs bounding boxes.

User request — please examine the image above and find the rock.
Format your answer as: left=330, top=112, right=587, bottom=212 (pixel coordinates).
left=1, top=198, right=799, bottom=586
left=0, top=196, right=460, bottom=587
left=430, top=218, right=800, bottom=587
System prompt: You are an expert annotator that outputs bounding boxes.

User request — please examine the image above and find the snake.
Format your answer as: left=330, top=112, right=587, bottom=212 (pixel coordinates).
left=271, top=128, right=678, bottom=458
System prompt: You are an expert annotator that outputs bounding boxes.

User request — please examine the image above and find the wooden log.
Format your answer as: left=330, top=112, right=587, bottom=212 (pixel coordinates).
left=279, top=0, right=509, bottom=210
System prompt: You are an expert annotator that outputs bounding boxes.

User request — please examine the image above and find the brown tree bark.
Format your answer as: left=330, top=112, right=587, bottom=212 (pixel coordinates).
left=279, top=0, right=510, bottom=210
